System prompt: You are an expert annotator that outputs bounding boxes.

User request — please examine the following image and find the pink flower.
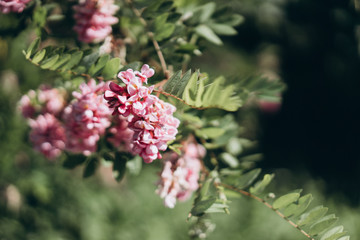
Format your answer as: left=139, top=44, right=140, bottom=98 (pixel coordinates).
left=73, top=0, right=119, bottom=43
left=29, top=113, right=66, bottom=159
left=0, top=0, right=31, bottom=14
left=104, top=64, right=180, bottom=163
left=18, top=85, right=67, bottom=119
left=156, top=142, right=206, bottom=208
left=63, top=79, right=111, bottom=155
left=107, top=115, right=134, bottom=152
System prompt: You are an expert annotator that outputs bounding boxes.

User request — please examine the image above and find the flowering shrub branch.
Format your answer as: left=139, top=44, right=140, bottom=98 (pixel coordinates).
left=3, top=0, right=351, bottom=239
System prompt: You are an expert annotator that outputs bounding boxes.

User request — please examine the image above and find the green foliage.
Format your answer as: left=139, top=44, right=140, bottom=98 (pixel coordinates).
left=219, top=166, right=350, bottom=240
left=181, top=72, right=242, bottom=111
left=9, top=1, right=353, bottom=240
left=23, top=38, right=123, bottom=80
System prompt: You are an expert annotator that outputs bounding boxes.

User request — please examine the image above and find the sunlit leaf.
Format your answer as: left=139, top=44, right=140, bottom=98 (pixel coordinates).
left=284, top=194, right=313, bottom=218
left=249, top=173, right=274, bottom=195
left=40, top=54, right=59, bottom=69
left=297, top=206, right=328, bottom=227
left=273, top=193, right=300, bottom=210
left=309, top=214, right=338, bottom=236
left=31, top=49, right=46, bottom=64
left=195, top=24, right=222, bottom=45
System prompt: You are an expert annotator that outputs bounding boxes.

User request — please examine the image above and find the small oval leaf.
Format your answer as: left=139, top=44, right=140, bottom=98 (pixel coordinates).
left=273, top=193, right=300, bottom=210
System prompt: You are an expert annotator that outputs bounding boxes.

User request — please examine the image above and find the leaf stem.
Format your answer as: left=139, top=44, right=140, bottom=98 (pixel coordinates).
left=220, top=183, right=315, bottom=240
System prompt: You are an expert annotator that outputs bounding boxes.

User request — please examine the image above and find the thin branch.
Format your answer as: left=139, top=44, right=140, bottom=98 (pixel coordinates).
left=126, top=0, right=169, bottom=79
left=220, top=183, right=315, bottom=240
left=153, top=89, right=206, bottom=110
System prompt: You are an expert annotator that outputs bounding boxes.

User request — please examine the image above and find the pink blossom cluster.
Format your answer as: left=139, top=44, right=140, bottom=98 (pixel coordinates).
left=0, top=0, right=31, bottom=14
left=73, top=0, right=119, bottom=43
left=19, top=80, right=117, bottom=159
left=156, top=142, right=206, bottom=208
left=63, top=79, right=111, bottom=155
left=29, top=114, right=66, bottom=160
left=18, top=85, right=66, bottom=119
left=104, top=64, right=180, bottom=163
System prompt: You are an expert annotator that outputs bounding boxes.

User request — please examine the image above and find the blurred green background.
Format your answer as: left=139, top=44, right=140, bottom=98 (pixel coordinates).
left=1, top=0, right=360, bottom=239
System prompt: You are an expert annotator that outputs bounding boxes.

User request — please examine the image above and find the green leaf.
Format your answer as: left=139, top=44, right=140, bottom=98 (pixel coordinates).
left=62, top=154, right=87, bottom=169
left=31, top=49, right=46, bottom=64
left=321, top=226, right=347, bottom=240
left=273, top=193, right=300, bottom=210
left=208, top=23, right=237, bottom=36
left=102, top=58, right=122, bottom=80
left=169, top=144, right=182, bottom=155
left=176, top=43, right=197, bottom=54
left=309, top=215, right=338, bottom=236
left=61, top=51, right=83, bottom=71
left=219, top=153, right=239, bottom=168
left=113, top=152, right=129, bottom=182
left=40, top=54, right=59, bottom=69
left=225, top=138, right=243, bottom=156
left=182, top=71, right=199, bottom=105
left=204, top=203, right=229, bottom=214
left=83, top=156, right=99, bottom=178
left=195, top=127, right=225, bottom=139
left=297, top=206, right=328, bottom=227
left=218, top=14, right=244, bottom=26
left=195, top=24, right=222, bottom=45
left=235, top=168, right=261, bottom=189
left=163, top=70, right=182, bottom=93
left=249, top=173, right=274, bottom=195
left=89, top=54, right=110, bottom=76
left=320, top=226, right=344, bottom=240
left=195, top=76, right=205, bottom=107
left=155, top=23, right=175, bottom=41
left=181, top=73, right=242, bottom=111
left=174, top=69, right=192, bottom=96
left=191, top=197, right=217, bottom=216
left=81, top=52, right=99, bottom=69
left=284, top=193, right=313, bottom=218
left=49, top=54, right=71, bottom=70
left=337, top=236, right=350, bottom=240
left=199, top=2, right=216, bottom=23
left=25, top=38, right=40, bottom=59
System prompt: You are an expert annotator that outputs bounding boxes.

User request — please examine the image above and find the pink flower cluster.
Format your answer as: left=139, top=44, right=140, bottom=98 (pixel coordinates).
left=0, top=0, right=31, bottom=14
left=19, top=80, right=116, bottom=159
left=18, top=85, right=66, bottom=119
left=156, top=142, right=205, bottom=208
left=73, top=0, right=119, bottom=43
left=104, top=64, right=180, bottom=163
left=29, top=114, right=66, bottom=160
left=19, top=64, right=178, bottom=163
left=63, top=79, right=111, bottom=155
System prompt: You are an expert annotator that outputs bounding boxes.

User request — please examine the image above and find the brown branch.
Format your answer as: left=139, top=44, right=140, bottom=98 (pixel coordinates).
left=220, top=183, right=315, bottom=240
left=126, top=0, right=169, bottom=79
left=153, top=89, right=206, bottom=110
